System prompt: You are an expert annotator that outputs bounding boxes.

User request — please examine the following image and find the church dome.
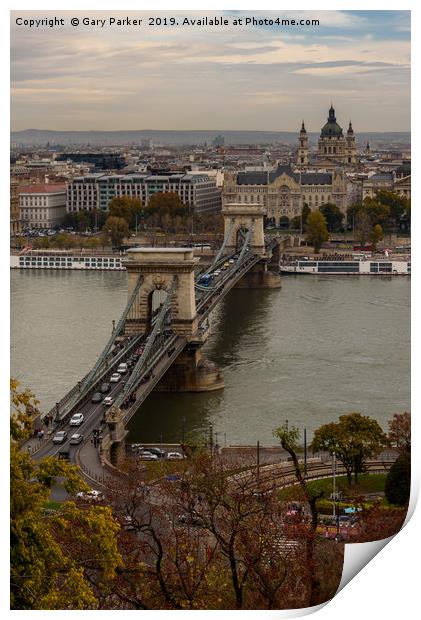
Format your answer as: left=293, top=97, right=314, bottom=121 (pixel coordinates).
left=320, top=105, right=343, bottom=137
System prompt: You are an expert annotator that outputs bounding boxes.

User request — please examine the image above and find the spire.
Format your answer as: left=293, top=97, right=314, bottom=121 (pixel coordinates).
left=328, top=104, right=336, bottom=122
left=347, top=120, right=354, bottom=134
left=300, top=120, right=306, bottom=134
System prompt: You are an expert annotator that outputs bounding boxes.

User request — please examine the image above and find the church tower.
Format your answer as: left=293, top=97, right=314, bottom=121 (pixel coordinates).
left=296, top=120, right=309, bottom=168
left=345, top=121, right=357, bottom=165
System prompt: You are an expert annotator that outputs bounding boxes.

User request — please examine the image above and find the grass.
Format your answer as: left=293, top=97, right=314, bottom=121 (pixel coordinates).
left=277, top=474, right=387, bottom=505
left=43, top=501, right=62, bottom=511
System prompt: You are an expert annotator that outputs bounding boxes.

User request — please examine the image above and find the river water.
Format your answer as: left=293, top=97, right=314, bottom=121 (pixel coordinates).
left=11, top=270, right=410, bottom=445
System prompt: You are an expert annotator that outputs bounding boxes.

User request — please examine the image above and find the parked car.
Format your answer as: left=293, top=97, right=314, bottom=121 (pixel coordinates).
left=117, top=363, right=128, bottom=374
left=53, top=430, right=67, bottom=444
left=167, top=452, right=184, bottom=460
left=91, top=392, right=103, bottom=403
left=146, top=447, right=166, bottom=458
left=130, top=443, right=144, bottom=452
left=138, top=451, right=158, bottom=461
left=110, top=373, right=121, bottom=383
left=100, top=383, right=111, bottom=394
left=102, top=396, right=114, bottom=406
left=70, top=413, right=84, bottom=426
left=69, top=433, right=83, bottom=445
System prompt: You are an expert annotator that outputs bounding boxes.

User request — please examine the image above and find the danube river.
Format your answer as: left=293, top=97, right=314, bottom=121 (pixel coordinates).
left=11, top=270, right=410, bottom=445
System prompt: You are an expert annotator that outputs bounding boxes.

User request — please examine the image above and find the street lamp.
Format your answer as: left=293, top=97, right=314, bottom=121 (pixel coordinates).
left=209, top=423, right=213, bottom=455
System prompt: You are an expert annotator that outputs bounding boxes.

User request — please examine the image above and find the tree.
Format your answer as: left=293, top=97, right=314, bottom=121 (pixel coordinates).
left=109, top=197, right=143, bottom=229
left=354, top=211, right=372, bottom=246
left=272, top=424, right=325, bottom=606
left=289, top=216, right=301, bottom=230
left=363, top=198, right=390, bottom=227
left=387, top=412, right=411, bottom=454
left=311, top=413, right=387, bottom=484
left=384, top=452, right=411, bottom=506
left=103, top=216, right=129, bottom=248
left=301, top=204, right=311, bottom=227
left=375, top=190, right=408, bottom=228
left=145, top=192, right=187, bottom=230
left=10, top=380, right=122, bottom=609
left=305, top=211, right=329, bottom=253
left=370, top=224, right=384, bottom=249
left=319, top=203, right=344, bottom=232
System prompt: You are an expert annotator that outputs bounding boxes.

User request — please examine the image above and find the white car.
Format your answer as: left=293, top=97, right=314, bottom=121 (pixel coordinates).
left=76, top=489, right=103, bottom=501
left=110, top=373, right=121, bottom=383
left=69, top=433, right=83, bottom=445
left=53, top=430, right=67, bottom=444
left=117, top=363, right=128, bottom=374
left=102, top=396, right=114, bottom=406
left=167, top=452, right=185, bottom=460
left=69, top=413, right=84, bottom=426
left=138, top=451, right=158, bottom=461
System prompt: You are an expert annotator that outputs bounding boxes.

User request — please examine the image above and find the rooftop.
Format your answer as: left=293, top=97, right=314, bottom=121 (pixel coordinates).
left=18, top=183, right=66, bottom=194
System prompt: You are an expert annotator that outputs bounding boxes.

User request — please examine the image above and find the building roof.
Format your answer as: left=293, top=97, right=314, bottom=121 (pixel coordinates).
left=301, top=173, right=332, bottom=185
left=237, top=165, right=333, bottom=186
left=320, top=105, right=343, bottom=137
left=18, top=183, right=66, bottom=194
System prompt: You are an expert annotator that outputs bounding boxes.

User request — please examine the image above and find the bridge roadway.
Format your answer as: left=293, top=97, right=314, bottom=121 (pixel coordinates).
left=28, top=241, right=277, bottom=482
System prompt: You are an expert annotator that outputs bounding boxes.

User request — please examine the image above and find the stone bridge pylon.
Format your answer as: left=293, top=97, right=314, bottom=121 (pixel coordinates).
left=222, top=204, right=282, bottom=289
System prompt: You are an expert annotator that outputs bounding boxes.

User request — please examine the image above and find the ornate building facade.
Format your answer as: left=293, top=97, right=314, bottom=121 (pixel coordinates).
left=223, top=164, right=347, bottom=226
left=296, top=105, right=357, bottom=169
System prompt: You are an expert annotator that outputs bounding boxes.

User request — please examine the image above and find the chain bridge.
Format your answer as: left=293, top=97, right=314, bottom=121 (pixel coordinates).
left=31, top=206, right=282, bottom=473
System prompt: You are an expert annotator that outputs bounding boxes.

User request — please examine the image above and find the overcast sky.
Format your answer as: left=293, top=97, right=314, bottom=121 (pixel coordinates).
left=10, top=10, right=410, bottom=132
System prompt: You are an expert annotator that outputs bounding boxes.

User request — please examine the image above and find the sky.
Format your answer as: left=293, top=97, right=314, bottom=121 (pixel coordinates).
left=10, top=10, right=411, bottom=132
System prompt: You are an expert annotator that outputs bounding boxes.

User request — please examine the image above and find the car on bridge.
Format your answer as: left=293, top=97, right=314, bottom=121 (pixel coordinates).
left=53, top=430, right=67, bottom=444
left=100, top=383, right=111, bottom=393
left=102, top=396, right=114, bottom=406
left=117, top=363, right=129, bottom=374
left=110, top=373, right=121, bottom=383
left=69, top=433, right=83, bottom=445
left=146, top=447, right=166, bottom=458
left=91, top=392, right=102, bottom=403
left=70, top=413, right=84, bottom=426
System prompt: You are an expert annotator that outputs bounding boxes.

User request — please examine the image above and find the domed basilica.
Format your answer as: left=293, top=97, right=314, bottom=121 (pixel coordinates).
left=297, top=105, right=357, bottom=169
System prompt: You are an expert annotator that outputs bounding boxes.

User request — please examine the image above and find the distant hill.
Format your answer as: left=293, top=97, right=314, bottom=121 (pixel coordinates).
left=10, top=128, right=411, bottom=148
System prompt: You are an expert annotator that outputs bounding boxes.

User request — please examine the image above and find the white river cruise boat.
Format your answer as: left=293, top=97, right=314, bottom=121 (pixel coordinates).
left=281, top=258, right=410, bottom=276
left=11, top=250, right=126, bottom=271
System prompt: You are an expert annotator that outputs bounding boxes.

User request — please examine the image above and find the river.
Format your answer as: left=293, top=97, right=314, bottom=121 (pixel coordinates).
left=11, top=270, right=410, bottom=445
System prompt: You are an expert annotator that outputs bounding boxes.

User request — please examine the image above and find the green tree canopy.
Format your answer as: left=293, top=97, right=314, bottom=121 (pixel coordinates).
left=384, top=452, right=411, bottom=506
left=319, top=204, right=344, bottom=232
left=103, top=216, right=129, bottom=248
left=311, top=413, right=387, bottom=484
left=305, top=211, right=329, bottom=253
left=363, top=198, right=390, bottom=227
left=354, top=211, right=372, bottom=247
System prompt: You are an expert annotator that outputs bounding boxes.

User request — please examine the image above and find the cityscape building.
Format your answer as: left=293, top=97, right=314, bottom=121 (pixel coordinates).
left=66, top=172, right=221, bottom=214
left=19, top=183, right=67, bottom=229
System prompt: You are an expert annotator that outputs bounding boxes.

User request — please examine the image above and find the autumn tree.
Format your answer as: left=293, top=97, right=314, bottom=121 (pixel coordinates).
left=103, top=216, right=129, bottom=248
left=363, top=197, right=390, bottom=228
left=387, top=412, right=411, bottom=454
left=370, top=224, right=384, bottom=249
left=145, top=192, right=187, bottom=230
left=109, top=197, right=143, bottom=229
left=319, top=203, right=344, bottom=232
left=273, top=424, right=325, bottom=607
left=301, top=204, right=311, bottom=227
left=374, top=190, right=409, bottom=228
left=305, top=211, right=329, bottom=253
left=10, top=380, right=122, bottom=610
left=311, top=413, right=387, bottom=484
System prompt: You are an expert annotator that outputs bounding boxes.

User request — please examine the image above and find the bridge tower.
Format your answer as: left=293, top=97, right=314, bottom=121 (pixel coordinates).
left=123, top=247, right=224, bottom=392
left=222, top=205, right=266, bottom=256
left=124, top=248, right=199, bottom=338
left=222, top=204, right=282, bottom=288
